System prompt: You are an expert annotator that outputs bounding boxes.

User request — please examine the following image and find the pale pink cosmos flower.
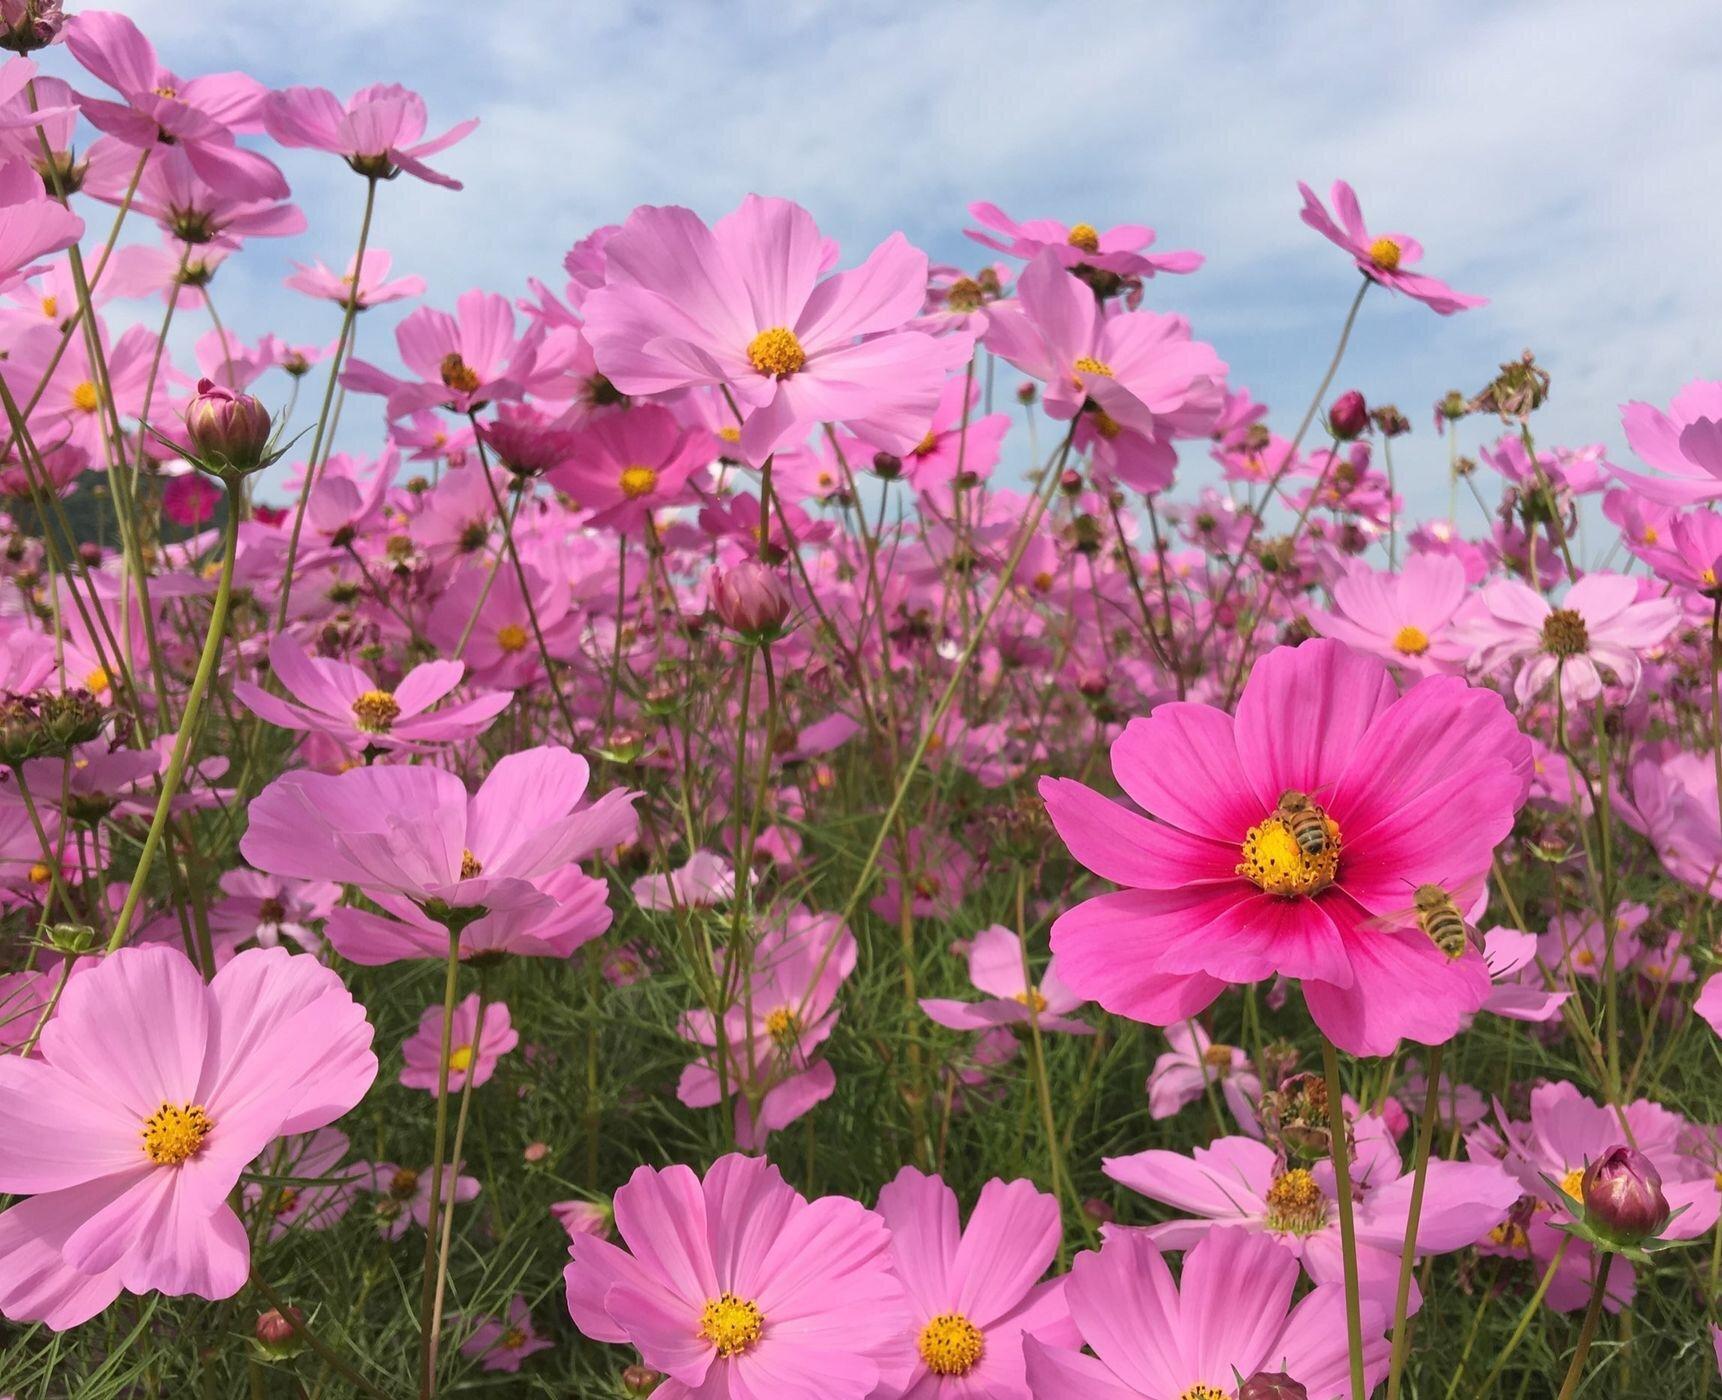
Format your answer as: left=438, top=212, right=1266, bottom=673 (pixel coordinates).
left=1298, top=179, right=1486, bottom=314
left=552, top=1198, right=614, bottom=1241
left=242, top=744, right=637, bottom=915
left=399, top=993, right=517, bottom=1093
left=1613, top=742, right=1722, bottom=895
left=285, top=248, right=425, bottom=310
left=343, top=289, right=544, bottom=419
left=565, top=1153, right=906, bottom=1399
left=0, top=946, right=376, bottom=1329
left=87, top=141, right=304, bottom=247
left=243, top=1128, right=366, bottom=1242
left=583, top=194, right=970, bottom=463
left=235, top=634, right=510, bottom=753
left=263, top=82, right=477, bottom=187
left=919, top=924, right=1091, bottom=1036
left=632, top=849, right=738, bottom=911
left=366, top=1160, right=479, bottom=1240
left=983, top=250, right=1227, bottom=445
left=1304, top=553, right=1472, bottom=676
left=1477, top=927, right=1570, bottom=1023
left=873, top=1167, right=1077, bottom=1398
left=1107, top=1111, right=1519, bottom=1308
left=1611, top=380, right=1722, bottom=504
left=1458, top=573, right=1680, bottom=705
left=208, top=869, right=340, bottom=952
left=459, top=1295, right=554, bottom=1373
left=1146, top=1020, right=1261, bottom=1127
left=965, top=200, right=1203, bottom=280
left=0, top=160, right=80, bottom=295
left=1023, top=1227, right=1390, bottom=1400
left=1043, top=640, right=1531, bottom=1056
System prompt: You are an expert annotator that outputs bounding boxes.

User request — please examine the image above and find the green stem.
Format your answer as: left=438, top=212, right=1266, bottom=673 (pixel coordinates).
left=417, top=926, right=463, bottom=1399
left=249, top=1273, right=393, bottom=1400
left=1556, top=1259, right=1612, bottom=1400
left=1322, top=1036, right=1367, bottom=1400
left=1386, top=1041, right=1445, bottom=1399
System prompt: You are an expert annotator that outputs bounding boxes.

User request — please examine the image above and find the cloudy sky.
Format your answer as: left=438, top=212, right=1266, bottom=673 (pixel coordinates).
left=42, top=0, right=1722, bottom=522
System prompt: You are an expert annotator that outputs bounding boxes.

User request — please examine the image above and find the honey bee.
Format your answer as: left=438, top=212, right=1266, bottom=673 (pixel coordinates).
left=1276, top=790, right=1333, bottom=858
left=1363, top=876, right=1488, bottom=960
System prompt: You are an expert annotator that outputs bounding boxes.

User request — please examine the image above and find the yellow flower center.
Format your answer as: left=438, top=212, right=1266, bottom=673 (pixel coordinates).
left=699, top=1291, right=764, bottom=1357
left=351, top=688, right=400, bottom=734
left=1559, top=1167, right=1585, bottom=1203
left=1091, top=409, right=1123, bottom=440
left=388, top=1168, right=420, bottom=1198
left=272, top=1187, right=300, bottom=1216
left=1073, top=356, right=1114, bottom=378
left=1031, top=570, right=1054, bottom=592
left=1392, top=624, right=1430, bottom=656
left=460, top=849, right=483, bottom=879
left=142, top=1102, right=214, bottom=1166
left=1202, top=1044, right=1235, bottom=1070
left=619, top=465, right=658, bottom=499
left=1238, top=809, right=1340, bottom=898
left=1704, top=567, right=1719, bottom=589
left=764, top=1006, right=802, bottom=1046
left=1181, top=1387, right=1228, bottom=1400
left=718, top=425, right=742, bottom=444
left=496, top=623, right=529, bottom=653
left=1574, top=949, right=1595, bottom=969
left=84, top=667, right=111, bottom=694
left=747, top=326, right=806, bottom=379
left=1641, top=527, right=1659, bottom=544
left=1541, top=608, right=1590, bottom=658
left=500, top=1326, right=528, bottom=1349
left=40, top=295, right=57, bottom=319
left=1012, top=987, right=1049, bottom=1014
left=28, top=861, right=52, bottom=885
left=913, top=431, right=939, bottom=457
left=71, top=380, right=100, bottom=413
left=918, top=1312, right=984, bottom=1376
left=439, top=353, right=481, bottom=393
left=1264, top=1167, right=1328, bottom=1235
left=1368, top=237, right=1403, bottom=271
left=1067, top=223, right=1101, bottom=254
left=448, top=1044, right=474, bottom=1073
left=1488, top=1220, right=1529, bottom=1248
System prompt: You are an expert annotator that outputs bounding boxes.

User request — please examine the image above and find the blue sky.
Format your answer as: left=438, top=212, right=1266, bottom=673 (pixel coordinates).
left=42, top=1, right=1722, bottom=525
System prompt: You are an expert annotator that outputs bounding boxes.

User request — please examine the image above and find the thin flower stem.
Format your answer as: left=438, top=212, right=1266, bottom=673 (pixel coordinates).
left=248, top=1273, right=394, bottom=1400
left=1322, top=1036, right=1367, bottom=1400
left=417, top=925, right=463, bottom=1400
left=1556, top=1259, right=1613, bottom=1400
left=426, top=986, right=488, bottom=1391
left=1386, top=1040, right=1445, bottom=1399
left=1470, top=1237, right=1572, bottom=1398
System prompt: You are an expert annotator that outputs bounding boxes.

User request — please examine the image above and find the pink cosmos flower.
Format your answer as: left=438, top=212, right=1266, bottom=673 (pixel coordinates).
left=1478, top=927, right=1570, bottom=1023
left=1458, top=573, right=1680, bottom=705
left=565, top=1153, right=905, bottom=1399
left=1106, top=1112, right=1520, bottom=1306
left=243, top=1128, right=366, bottom=1241
left=553, top=1198, right=614, bottom=1241
left=1043, top=639, right=1531, bottom=1056
left=873, top=1167, right=1078, bottom=1398
left=399, top=993, right=517, bottom=1093
left=366, top=1161, right=479, bottom=1241
left=1304, top=553, right=1472, bottom=676
left=983, top=250, right=1226, bottom=444
left=1022, top=1227, right=1390, bottom=1400
left=1612, top=380, right=1722, bottom=504
left=208, top=869, right=340, bottom=952
left=0, top=161, right=81, bottom=295
left=1614, top=743, right=1722, bottom=894
left=919, top=924, right=1091, bottom=1035
left=343, top=289, right=544, bottom=419
left=235, top=635, right=510, bottom=753
left=632, top=849, right=738, bottom=911
left=88, top=142, right=304, bottom=247
left=0, top=945, right=376, bottom=1328
left=263, top=82, right=477, bottom=188
left=965, top=201, right=1203, bottom=280
left=1297, top=179, right=1486, bottom=314
left=64, top=11, right=284, bottom=199
left=160, top=472, right=221, bottom=527
left=549, top=402, right=711, bottom=533
left=242, top=744, right=637, bottom=915
left=1146, top=1020, right=1261, bottom=1126
left=460, top=1294, right=554, bottom=1373
left=285, top=248, right=425, bottom=310
left=583, top=194, right=970, bottom=463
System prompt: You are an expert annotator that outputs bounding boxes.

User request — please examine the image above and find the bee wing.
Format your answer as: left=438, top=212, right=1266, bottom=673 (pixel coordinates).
left=1447, top=872, right=1491, bottom=921
left=1358, top=901, right=1424, bottom=935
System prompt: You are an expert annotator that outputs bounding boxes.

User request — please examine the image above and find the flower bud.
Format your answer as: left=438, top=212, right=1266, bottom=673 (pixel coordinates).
left=622, top=1363, right=666, bottom=1395
left=1015, top=379, right=1037, bottom=406
left=1238, top=1372, right=1309, bottom=1400
left=523, top=1141, right=549, bottom=1164
left=46, top=922, right=96, bottom=956
left=1327, top=389, right=1369, bottom=441
left=1080, top=1197, right=1115, bottom=1226
left=254, top=1306, right=302, bottom=1352
left=0, top=0, right=64, bottom=53
left=871, top=451, right=903, bottom=480
left=708, top=562, right=791, bottom=642
left=1581, top=1145, right=1669, bottom=1245
left=184, top=379, right=273, bottom=476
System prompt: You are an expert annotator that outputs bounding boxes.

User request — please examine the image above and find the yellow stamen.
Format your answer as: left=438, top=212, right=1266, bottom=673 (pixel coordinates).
left=746, top=327, right=805, bottom=379
left=1559, top=1167, right=1585, bottom=1203
left=619, top=465, right=658, bottom=499
left=40, top=295, right=57, bottom=319
left=1073, top=356, right=1114, bottom=378
left=440, top=353, right=480, bottom=393
left=1066, top=223, right=1101, bottom=254
left=717, top=425, right=741, bottom=444
left=71, top=380, right=100, bottom=413
left=699, top=1291, right=764, bottom=1357
left=27, top=861, right=52, bottom=885
left=1488, top=1220, right=1530, bottom=1248
left=142, top=1102, right=213, bottom=1166
left=1090, top=409, right=1123, bottom=440
left=913, top=431, right=939, bottom=457
left=495, top=623, right=529, bottom=653
left=917, top=1313, right=984, bottom=1376
left=1368, top=237, right=1402, bottom=271
left=1392, top=624, right=1430, bottom=656
left=1202, top=1044, right=1235, bottom=1070
left=1238, top=810, right=1340, bottom=898
left=448, top=1044, right=474, bottom=1073
left=1264, top=1167, right=1328, bottom=1235
left=1181, top=1387, right=1229, bottom=1400
left=84, top=667, right=110, bottom=694
left=1012, top=987, right=1049, bottom=1014
left=764, top=1005, right=802, bottom=1046
left=459, top=849, right=483, bottom=879
left=351, top=688, right=400, bottom=734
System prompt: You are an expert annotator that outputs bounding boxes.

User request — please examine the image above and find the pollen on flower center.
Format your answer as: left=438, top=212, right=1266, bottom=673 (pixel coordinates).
left=747, top=326, right=806, bottom=379
left=460, top=849, right=483, bottom=879
left=1541, top=607, right=1590, bottom=658
left=71, top=380, right=100, bottom=413
left=917, top=1312, right=984, bottom=1376
left=85, top=667, right=111, bottom=694
left=945, top=276, right=985, bottom=310
left=1489, top=1219, right=1529, bottom=1248
left=619, top=464, right=658, bottom=499
left=142, top=1102, right=214, bottom=1166
left=496, top=623, right=529, bottom=653
left=1368, top=236, right=1403, bottom=270
left=1180, top=1386, right=1229, bottom=1400
left=1073, top=356, right=1114, bottom=378
left=351, top=688, right=401, bottom=733
left=448, top=1044, right=474, bottom=1072
left=1392, top=624, right=1431, bottom=656
left=1091, top=409, right=1123, bottom=440
left=717, top=425, right=742, bottom=444
left=1237, top=809, right=1340, bottom=898
left=1067, top=223, right=1102, bottom=254
left=1202, top=1044, right=1235, bottom=1070
left=1559, top=1167, right=1585, bottom=1203
left=440, top=353, right=481, bottom=393
left=1264, top=1167, right=1329, bottom=1235
left=500, top=1326, right=528, bottom=1349
left=699, top=1291, right=764, bottom=1357
left=40, top=295, right=57, bottom=319
left=765, top=1005, right=802, bottom=1046
left=1012, top=987, right=1050, bottom=1014
left=913, top=431, right=939, bottom=457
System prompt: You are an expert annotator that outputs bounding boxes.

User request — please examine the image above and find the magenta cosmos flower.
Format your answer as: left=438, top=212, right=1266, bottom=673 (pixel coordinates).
left=241, top=745, right=637, bottom=915
left=460, top=1294, right=555, bottom=1373
left=583, top=194, right=969, bottom=464
left=965, top=200, right=1203, bottom=279
left=235, top=635, right=510, bottom=753
left=873, top=1167, right=1077, bottom=1399
left=919, top=924, right=1091, bottom=1035
left=1022, top=1227, right=1389, bottom=1400
left=1611, top=379, right=1722, bottom=504
left=263, top=82, right=477, bottom=187
left=1459, top=573, right=1680, bottom=705
left=983, top=250, right=1227, bottom=444
left=1298, top=179, right=1486, bottom=315
left=550, top=402, right=711, bottom=533
left=0, top=946, right=376, bottom=1328
left=399, top=993, right=517, bottom=1093
left=1041, top=639, right=1532, bottom=1056
left=565, top=1153, right=905, bottom=1399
